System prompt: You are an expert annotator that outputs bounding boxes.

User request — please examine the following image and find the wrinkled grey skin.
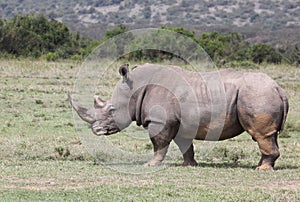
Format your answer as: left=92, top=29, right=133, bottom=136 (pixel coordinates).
left=69, top=63, right=289, bottom=170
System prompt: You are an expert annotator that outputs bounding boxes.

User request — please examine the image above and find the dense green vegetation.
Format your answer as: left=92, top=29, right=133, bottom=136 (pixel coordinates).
left=0, top=14, right=299, bottom=65
left=105, top=25, right=299, bottom=65
left=0, top=13, right=99, bottom=60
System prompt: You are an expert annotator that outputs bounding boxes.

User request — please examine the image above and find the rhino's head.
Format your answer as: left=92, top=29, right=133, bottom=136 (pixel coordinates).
left=68, top=93, right=120, bottom=136
left=68, top=64, right=133, bottom=136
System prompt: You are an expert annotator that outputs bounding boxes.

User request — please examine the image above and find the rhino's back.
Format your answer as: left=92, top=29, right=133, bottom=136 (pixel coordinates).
left=131, top=65, right=285, bottom=140
left=132, top=66, right=243, bottom=140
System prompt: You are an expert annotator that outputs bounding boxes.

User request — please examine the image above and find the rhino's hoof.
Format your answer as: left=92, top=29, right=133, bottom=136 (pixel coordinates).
left=255, top=165, right=274, bottom=171
left=144, top=160, right=162, bottom=167
left=182, top=160, right=198, bottom=167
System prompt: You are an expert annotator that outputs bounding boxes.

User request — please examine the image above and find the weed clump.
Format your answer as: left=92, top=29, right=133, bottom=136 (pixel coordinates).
left=55, top=146, right=71, bottom=159
left=35, top=99, right=43, bottom=105
left=144, top=143, right=153, bottom=150
left=211, top=146, right=246, bottom=165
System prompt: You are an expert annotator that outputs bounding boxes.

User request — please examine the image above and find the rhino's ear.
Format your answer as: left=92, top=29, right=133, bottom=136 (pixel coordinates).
left=94, top=95, right=106, bottom=108
left=119, top=64, right=129, bottom=77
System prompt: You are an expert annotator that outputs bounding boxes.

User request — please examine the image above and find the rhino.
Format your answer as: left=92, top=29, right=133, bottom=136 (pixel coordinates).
left=69, top=63, right=289, bottom=170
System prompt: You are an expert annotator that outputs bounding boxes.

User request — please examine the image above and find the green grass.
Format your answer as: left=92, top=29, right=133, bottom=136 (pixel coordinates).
left=0, top=60, right=299, bottom=201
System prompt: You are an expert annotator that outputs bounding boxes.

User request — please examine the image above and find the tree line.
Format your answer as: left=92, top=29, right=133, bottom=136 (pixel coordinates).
left=0, top=14, right=299, bottom=66
left=0, top=13, right=98, bottom=61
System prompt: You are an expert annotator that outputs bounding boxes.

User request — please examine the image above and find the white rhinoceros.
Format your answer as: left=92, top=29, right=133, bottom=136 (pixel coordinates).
left=69, top=64, right=289, bottom=170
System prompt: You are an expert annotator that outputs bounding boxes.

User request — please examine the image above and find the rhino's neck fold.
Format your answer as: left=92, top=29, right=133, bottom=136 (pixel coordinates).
left=132, top=86, right=147, bottom=127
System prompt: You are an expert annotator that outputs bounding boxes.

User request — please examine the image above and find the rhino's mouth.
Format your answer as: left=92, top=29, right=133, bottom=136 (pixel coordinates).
left=92, top=123, right=120, bottom=136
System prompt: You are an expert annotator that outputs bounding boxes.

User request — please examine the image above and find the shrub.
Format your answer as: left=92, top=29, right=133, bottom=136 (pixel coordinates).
left=70, top=54, right=82, bottom=61
left=45, top=52, right=59, bottom=61
left=250, top=43, right=282, bottom=64
left=35, top=99, right=44, bottom=104
left=0, top=13, right=97, bottom=59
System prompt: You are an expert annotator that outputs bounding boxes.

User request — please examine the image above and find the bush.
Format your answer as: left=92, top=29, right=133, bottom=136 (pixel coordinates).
left=0, top=13, right=97, bottom=59
left=250, top=43, right=282, bottom=64
left=70, top=54, right=83, bottom=61
left=45, top=52, right=59, bottom=61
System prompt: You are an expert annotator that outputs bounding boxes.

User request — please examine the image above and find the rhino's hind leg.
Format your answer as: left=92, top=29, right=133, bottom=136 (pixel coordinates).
left=246, top=127, right=280, bottom=171
left=255, top=133, right=280, bottom=171
left=182, top=144, right=198, bottom=166
left=238, top=104, right=282, bottom=170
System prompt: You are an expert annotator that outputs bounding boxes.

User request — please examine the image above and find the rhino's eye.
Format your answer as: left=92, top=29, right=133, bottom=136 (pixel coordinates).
left=121, top=82, right=130, bottom=90
left=120, top=77, right=133, bottom=90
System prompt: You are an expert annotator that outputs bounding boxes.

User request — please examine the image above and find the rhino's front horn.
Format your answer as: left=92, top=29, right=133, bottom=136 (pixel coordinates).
left=68, top=93, right=95, bottom=124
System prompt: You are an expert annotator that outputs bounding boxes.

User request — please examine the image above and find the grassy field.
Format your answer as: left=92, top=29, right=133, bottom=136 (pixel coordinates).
left=0, top=60, right=299, bottom=201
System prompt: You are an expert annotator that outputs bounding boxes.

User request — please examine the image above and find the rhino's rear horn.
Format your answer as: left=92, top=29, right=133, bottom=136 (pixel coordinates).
left=94, top=95, right=106, bottom=108
left=68, top=93, right=95, bottom=124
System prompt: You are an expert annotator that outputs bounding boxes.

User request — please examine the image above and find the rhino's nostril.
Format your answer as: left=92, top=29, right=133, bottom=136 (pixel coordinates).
left=95, top=127, right=103, bottom=131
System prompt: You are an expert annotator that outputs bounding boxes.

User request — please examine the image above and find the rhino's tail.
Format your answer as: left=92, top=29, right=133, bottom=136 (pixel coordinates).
left=277, top=86, right=289, bottom=133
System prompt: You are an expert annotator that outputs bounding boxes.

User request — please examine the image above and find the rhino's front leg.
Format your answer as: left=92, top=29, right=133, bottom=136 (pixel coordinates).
left=144, top=123, right=175, bottom=166
left=144, top=135, right=171, bottom=166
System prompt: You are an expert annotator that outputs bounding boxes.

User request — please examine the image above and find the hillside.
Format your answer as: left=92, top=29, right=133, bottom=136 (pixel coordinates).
left=0, top=0, right=299, bottom=44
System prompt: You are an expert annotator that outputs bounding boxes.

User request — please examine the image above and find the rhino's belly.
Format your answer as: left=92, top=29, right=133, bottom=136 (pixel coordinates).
left=194, top=118, right=245, bottom=141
